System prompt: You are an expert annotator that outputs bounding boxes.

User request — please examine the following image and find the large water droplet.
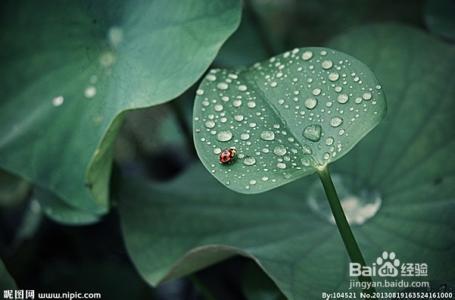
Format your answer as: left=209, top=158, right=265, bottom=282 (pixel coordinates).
left=273, top=145, right=287, bottom=156
left=312, top=88, right=321, bottom=96
left=205, top=120, right=215, bottom=129
left=206, top=74, right=217, bottom=81
left=214, top=104, right=223, bottom=112
left=260, top=131, right=275, bottom=141
left=328, top=72, right=339, bottom=81
left=238, top=85, right=247, bottom=91
left=337, top=94, right=349, bottom=104
left=302, top=51, right=313, bottom=60
left=217, top=131, right=233, bottom=142
left=217, top=82, right=228, bottom=90
left=234, top=115, right=244, bottom=122
left=303, top=124, right=322, bottom=142
left=321, top=60, right=333, bottom=69
left=243, top=157, right=256, bottom=166
left=277, top=162, right=287, bottom=169
left=304, top=98, right=318, bottom=110
left=362, top=92, right=372, bottom=100
left=330, top=117, right=343, bottom=127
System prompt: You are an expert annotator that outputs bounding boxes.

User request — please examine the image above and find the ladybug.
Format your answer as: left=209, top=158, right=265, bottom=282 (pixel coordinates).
left=219, top=147, right=237, bottom=165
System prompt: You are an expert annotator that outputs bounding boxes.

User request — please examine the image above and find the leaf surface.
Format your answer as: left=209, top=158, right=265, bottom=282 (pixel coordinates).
left=0, top=0, right=241, bottom=213
left=194, top=47, right=385, bottom=193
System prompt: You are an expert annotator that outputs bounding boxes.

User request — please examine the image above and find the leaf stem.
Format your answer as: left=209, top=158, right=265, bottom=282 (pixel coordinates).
left=317, top=166, right=376, bottom=296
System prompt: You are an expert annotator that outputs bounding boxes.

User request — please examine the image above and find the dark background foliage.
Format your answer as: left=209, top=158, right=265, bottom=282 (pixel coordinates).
left=1, top=0, right=453, bottom=299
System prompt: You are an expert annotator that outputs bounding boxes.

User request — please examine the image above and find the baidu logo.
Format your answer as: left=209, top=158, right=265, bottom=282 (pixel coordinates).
left=349, top=251, right=428, bottom=278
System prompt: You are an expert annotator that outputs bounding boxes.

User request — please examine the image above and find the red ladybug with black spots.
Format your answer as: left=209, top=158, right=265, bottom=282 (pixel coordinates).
left=219, top=147, right=237, bottom=164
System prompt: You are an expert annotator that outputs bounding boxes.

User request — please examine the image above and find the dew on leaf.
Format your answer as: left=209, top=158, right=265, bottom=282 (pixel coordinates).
left=217, top=82, right=228, bottom=90
left=301, top=51, right=313, bottom=60
left=312, top=88, right=321, bottom=96
left=240, top=133, right=250, bottom=140
left=321, top=60, right=333, bottom=69
left=243, top=156, right=256, bottom=166
left=337, top=94, right=349, bottom=104
left=303, top=124, right=322, bottom=142
left=52, top=96, right=64, bottom=107
left=206, top=74, right=216, bottom=81
left=362, top=92, right=372, bottom=100
left=277, top=162, right=286, bottom=169
left=205, top=120, right=215, bottom=129
left=304, top=97, right=318, bottom=110
left=84, top=86, right=96, bottom=98
left=273, top=145, right=287, bottom=156
left=217, top=131, right=233, bottom=142
left=238, top=85, right=247, bottom=91
left=328, top=72, right=339, bottom=81
left=260, top=131, right=275, bottom=141
left=330, top=117, right=343, bottom=127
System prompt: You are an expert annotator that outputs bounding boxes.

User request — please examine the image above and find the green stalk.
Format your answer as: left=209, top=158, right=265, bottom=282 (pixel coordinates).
left=317, top=165, right=376, bottom=296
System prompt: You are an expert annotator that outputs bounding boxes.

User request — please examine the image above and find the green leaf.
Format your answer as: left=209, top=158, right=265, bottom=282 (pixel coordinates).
left=425, top=0, right=455, bottom=41
left=0, top=0, right=241, bottom=213
left=35, top=188, right=101, bottom=225
left=0, top=259, right=16, bottom=290
left=193, top=47, right=386, bottom=194
left=120, top=24, right=455, bottom=299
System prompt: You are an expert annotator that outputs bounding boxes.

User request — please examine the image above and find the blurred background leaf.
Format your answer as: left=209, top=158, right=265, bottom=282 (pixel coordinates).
left=0, top=258, right=16, bottom=290
left=425, top=0, right=455, bottom=41
left=0, top=0, right=241, bottom=214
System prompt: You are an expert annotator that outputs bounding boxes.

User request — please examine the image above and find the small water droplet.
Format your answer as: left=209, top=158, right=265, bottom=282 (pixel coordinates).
left=240, top=133, right=250, bottom=140
left=238, top=85, right=247, bottom=91
left=234, top=115, right=244, bottom=122
left=312, top=88, right=321, bottom=96
left=337, top=94, right=349, bottom=104
left=84, top=86, right=96, bottom=98
left=206, top=74, right=216, bottom=81
left=304, top=98, right=318, bottom=110
left=196, top=89, right=204, bottom=95
left=243, top=156, right=256, bottom=166
left=213, top=148, right=222, bottom=154
left=233, top=99, right=242, bottom=107
left=330, top=117, right=343, bottom=127
left=362, top=92, right=372, bottom=100
left=247, top=101, right=256, bottom=108
left=273, top=145, right=287, bottom=156
left=270, top=81, right=277, bottom=87
left=325, top=137, right=334, bottom=146
left=302, top=51, right=313, bottom=60
left=277, top=162, right=287, bottom=169
left=217, top=131, right=233, bottom=142
left=52, top=96, right=64, bottom=107
left=214, top=104, right=223, bottom=111
left=217, top=82, right=228, bottom=90
left=260, top=131, right=275, bottom=141
left=303, top=124, right=322, bottom=142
